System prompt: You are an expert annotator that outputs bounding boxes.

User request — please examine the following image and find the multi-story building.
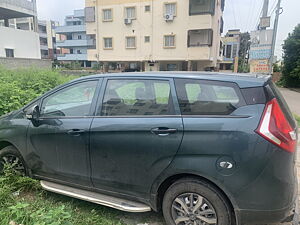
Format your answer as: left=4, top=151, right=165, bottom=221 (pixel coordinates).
left=0, top=0, right=41, bottom=59
left=85, top=0, right=225, bottom=71
left=219, top=29, right=241, bottom=72
left=38, top=20, right=60, bottom=60
left=55, top=9, right=94, bottom=67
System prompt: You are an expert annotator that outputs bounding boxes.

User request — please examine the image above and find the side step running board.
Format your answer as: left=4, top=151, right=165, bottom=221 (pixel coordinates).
left=40, top=180, right=151, bottom=213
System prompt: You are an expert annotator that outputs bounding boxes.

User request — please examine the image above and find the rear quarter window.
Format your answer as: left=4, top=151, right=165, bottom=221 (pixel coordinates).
left=175, top=79, right=245, bottom=115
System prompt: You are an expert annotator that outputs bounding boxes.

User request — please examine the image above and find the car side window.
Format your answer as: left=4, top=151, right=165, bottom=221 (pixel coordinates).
left=40, top=81, right=98, bottom=118
left=100, top=79, right=175, bottom=116
left=175, top=79, right=243, bottom=115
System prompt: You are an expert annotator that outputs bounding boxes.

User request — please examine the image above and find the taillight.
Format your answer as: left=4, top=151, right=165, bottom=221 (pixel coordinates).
left=256, top=98, right=297, bottom=153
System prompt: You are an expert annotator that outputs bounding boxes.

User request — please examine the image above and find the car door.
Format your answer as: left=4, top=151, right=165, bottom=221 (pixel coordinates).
left=90, top=77, right=183, bottom=198
left=27, top=79, right=101, bottom=186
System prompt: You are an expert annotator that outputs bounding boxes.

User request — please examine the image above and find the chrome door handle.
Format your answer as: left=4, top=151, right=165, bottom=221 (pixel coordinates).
left=67, top=129, right=86, bottom=136
left=151, top=128, right=177, bottom=136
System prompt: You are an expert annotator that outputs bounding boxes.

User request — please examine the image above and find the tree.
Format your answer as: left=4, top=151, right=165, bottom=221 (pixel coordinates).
left=238, top=32, right=251, bottom=73
left=281, top=24, right=300, bottom=87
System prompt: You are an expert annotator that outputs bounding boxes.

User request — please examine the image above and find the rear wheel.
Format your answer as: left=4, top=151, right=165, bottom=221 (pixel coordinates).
left=0, top=146, right=27, bottom=176
left=162, top=178, right=232, bottom=225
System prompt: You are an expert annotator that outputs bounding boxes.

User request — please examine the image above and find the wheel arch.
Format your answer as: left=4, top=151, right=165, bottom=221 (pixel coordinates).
left=0, top=141, right=15, bottom=151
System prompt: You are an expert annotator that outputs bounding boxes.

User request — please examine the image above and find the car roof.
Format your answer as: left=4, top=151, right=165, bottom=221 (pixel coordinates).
left=73, top=72, right=271, bottom=88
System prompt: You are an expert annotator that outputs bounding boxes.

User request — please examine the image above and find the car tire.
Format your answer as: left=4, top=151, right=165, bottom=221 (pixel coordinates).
left=162, top=178, right=233, bottom=225
left=0, top=145, right=28, bottom=176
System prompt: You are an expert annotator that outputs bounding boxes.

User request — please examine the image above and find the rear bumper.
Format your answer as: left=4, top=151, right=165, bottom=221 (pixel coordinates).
left=235, top=177, right=298, bottom=225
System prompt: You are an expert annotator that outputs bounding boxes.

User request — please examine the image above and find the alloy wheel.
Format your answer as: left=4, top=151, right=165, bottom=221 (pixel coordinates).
left=171, top=193, right=217, bottom=225
left=0, top=154, right=26, bottom=175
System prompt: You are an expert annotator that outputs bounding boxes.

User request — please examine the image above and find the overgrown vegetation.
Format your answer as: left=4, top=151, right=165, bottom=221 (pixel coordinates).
left=0, top=166, right=125, bottom=225
left=0, top=67, right=75, bottom=116
left=280, top=24, right=300, bottom=87
left=294, top=114, right=300, bottom=127
left=238, top=32, right=251, bottom=73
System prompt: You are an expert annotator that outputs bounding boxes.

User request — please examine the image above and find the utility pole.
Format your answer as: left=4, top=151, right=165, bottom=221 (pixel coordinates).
left=261, top=0, right=269, bottom=30
left=262, top=0, right=269, bottom=17
left=269, top=0, right=282, bottom=74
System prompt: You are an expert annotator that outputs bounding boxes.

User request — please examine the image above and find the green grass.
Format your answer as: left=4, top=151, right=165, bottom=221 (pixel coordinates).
left=0, top=167, right=125, bottom=225
left=294, top=114, right=300, bottom=127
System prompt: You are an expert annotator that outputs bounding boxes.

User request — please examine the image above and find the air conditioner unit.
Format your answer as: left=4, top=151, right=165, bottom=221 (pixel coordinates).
left=165, top=14, right=174, bottom=21
left=124, top=18, right=132, bottom=25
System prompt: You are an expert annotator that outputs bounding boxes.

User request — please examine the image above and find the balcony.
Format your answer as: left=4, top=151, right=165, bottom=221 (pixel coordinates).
left=56, top=39, right=94, bottom=48
left=55, top=25, right=85, bottom=34
left=0, top=0, right=37, bottom=19
left=39, top=31, right=47, bottom=38
left=40, top=44, right=48, bottom=51
left=57, top=54, right=87, bottom=61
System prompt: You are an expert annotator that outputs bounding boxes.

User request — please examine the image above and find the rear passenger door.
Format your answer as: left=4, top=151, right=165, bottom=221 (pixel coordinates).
left=90, top=77, right=183, bottom=198
left=174, top=78, right=254, bottom=175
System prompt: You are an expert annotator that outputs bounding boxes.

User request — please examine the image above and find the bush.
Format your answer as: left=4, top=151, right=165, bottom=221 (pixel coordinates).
left=0, top=166, right=124, bottom=225
left=0, top=67, right=75, bottom=116
left=281, top=24, right=300, bottom=87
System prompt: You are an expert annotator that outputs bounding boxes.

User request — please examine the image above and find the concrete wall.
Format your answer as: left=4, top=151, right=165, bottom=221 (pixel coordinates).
left=0, top=26, right=41, bottom=59
left=0, top=57, right=52, bottom=69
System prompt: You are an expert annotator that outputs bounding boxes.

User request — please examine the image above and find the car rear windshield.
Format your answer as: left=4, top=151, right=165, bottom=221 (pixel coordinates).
left=175, top=79, right=246, bottom=115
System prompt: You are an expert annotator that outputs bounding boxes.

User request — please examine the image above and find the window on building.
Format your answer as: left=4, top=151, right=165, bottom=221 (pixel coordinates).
left=220, top=17, right=224, bottom=34
left=78, top=35, right=82, bottom=40
left=104, top=38, right=113, bottom=49
left=221, top=0, right=225, bottom=11
left=87, top=34, right=96, bottom=49
left=103, top=9, right=113, bottom=21
left=145, top=5, right=151, bottom=12
left=100, top=79, right=175, bottom=116
left=189, top=0, right=215, bottom=16
left=70, top=49, right=74, bottom=54
left=77, top=50, right=82, bottom=54
left=164, top=35, right=175, bottom=48
left=165, top=3, right=177, bottom=15
left=188, top=29, right=213, bottom=47
left=226, top=45, right=232, bottom=58
left=5, top=49, right=14, bottom=58
left=126, top=36, right=136, bottom=48
left=145, top=36, right=150, bottom=43
left=125, top=7, right=136, bottom=19
left=232, top=44, right=238, bottom=58
left=175, top=79, right=244, bottom=115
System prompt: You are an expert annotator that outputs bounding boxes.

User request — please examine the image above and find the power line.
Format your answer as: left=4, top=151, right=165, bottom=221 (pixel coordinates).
left=246, top=0, right=257, bottom=31
left=230, top=0, right=238, bottom=28
left=253, top=0, right=265, bottom=30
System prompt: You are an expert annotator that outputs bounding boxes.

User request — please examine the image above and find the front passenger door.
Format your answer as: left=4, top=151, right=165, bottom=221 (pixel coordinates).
left=27, top=80, right=100, bottom=186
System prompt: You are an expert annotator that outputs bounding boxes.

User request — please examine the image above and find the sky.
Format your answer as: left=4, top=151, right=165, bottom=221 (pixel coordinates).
left=37, top=0, right=300, bottom=58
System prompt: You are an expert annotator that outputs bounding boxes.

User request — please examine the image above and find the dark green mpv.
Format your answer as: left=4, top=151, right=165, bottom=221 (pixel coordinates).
left=0, top=72, right=298, bottom=225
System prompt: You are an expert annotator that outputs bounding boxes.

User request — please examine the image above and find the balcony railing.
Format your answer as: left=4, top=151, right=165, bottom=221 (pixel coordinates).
left=0, top=0, right=37, bottom=14
left=57, top=54, right=87, bottom=61
left=55, top=25, right=86, bottom=34
left=56, top=39, right=94, bottom=48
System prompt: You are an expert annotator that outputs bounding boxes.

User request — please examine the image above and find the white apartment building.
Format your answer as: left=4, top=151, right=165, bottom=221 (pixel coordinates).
left=85, top=0, right=225, bottom=71
left=55, top=9, right=95, bottom=67
left=0, top=0, right=41, bottom=59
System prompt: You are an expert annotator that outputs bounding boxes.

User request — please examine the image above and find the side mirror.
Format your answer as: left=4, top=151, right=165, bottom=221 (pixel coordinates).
left=26, top=105, right=40, bottom=121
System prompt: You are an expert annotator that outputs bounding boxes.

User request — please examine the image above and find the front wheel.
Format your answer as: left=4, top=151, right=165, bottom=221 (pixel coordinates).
left=162, top=178, right=233, bottom=225
left=0, top=146, right=28, bottom=176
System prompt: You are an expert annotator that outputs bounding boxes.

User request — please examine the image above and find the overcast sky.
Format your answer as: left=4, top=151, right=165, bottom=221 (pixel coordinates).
left=37, top=0, right=300, bottom=58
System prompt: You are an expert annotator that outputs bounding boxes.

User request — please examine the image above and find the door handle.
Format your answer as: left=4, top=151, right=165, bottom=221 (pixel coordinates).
left=67, top=129, right=86, bottom=136
left=151, top=127, right=177, bottom=136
